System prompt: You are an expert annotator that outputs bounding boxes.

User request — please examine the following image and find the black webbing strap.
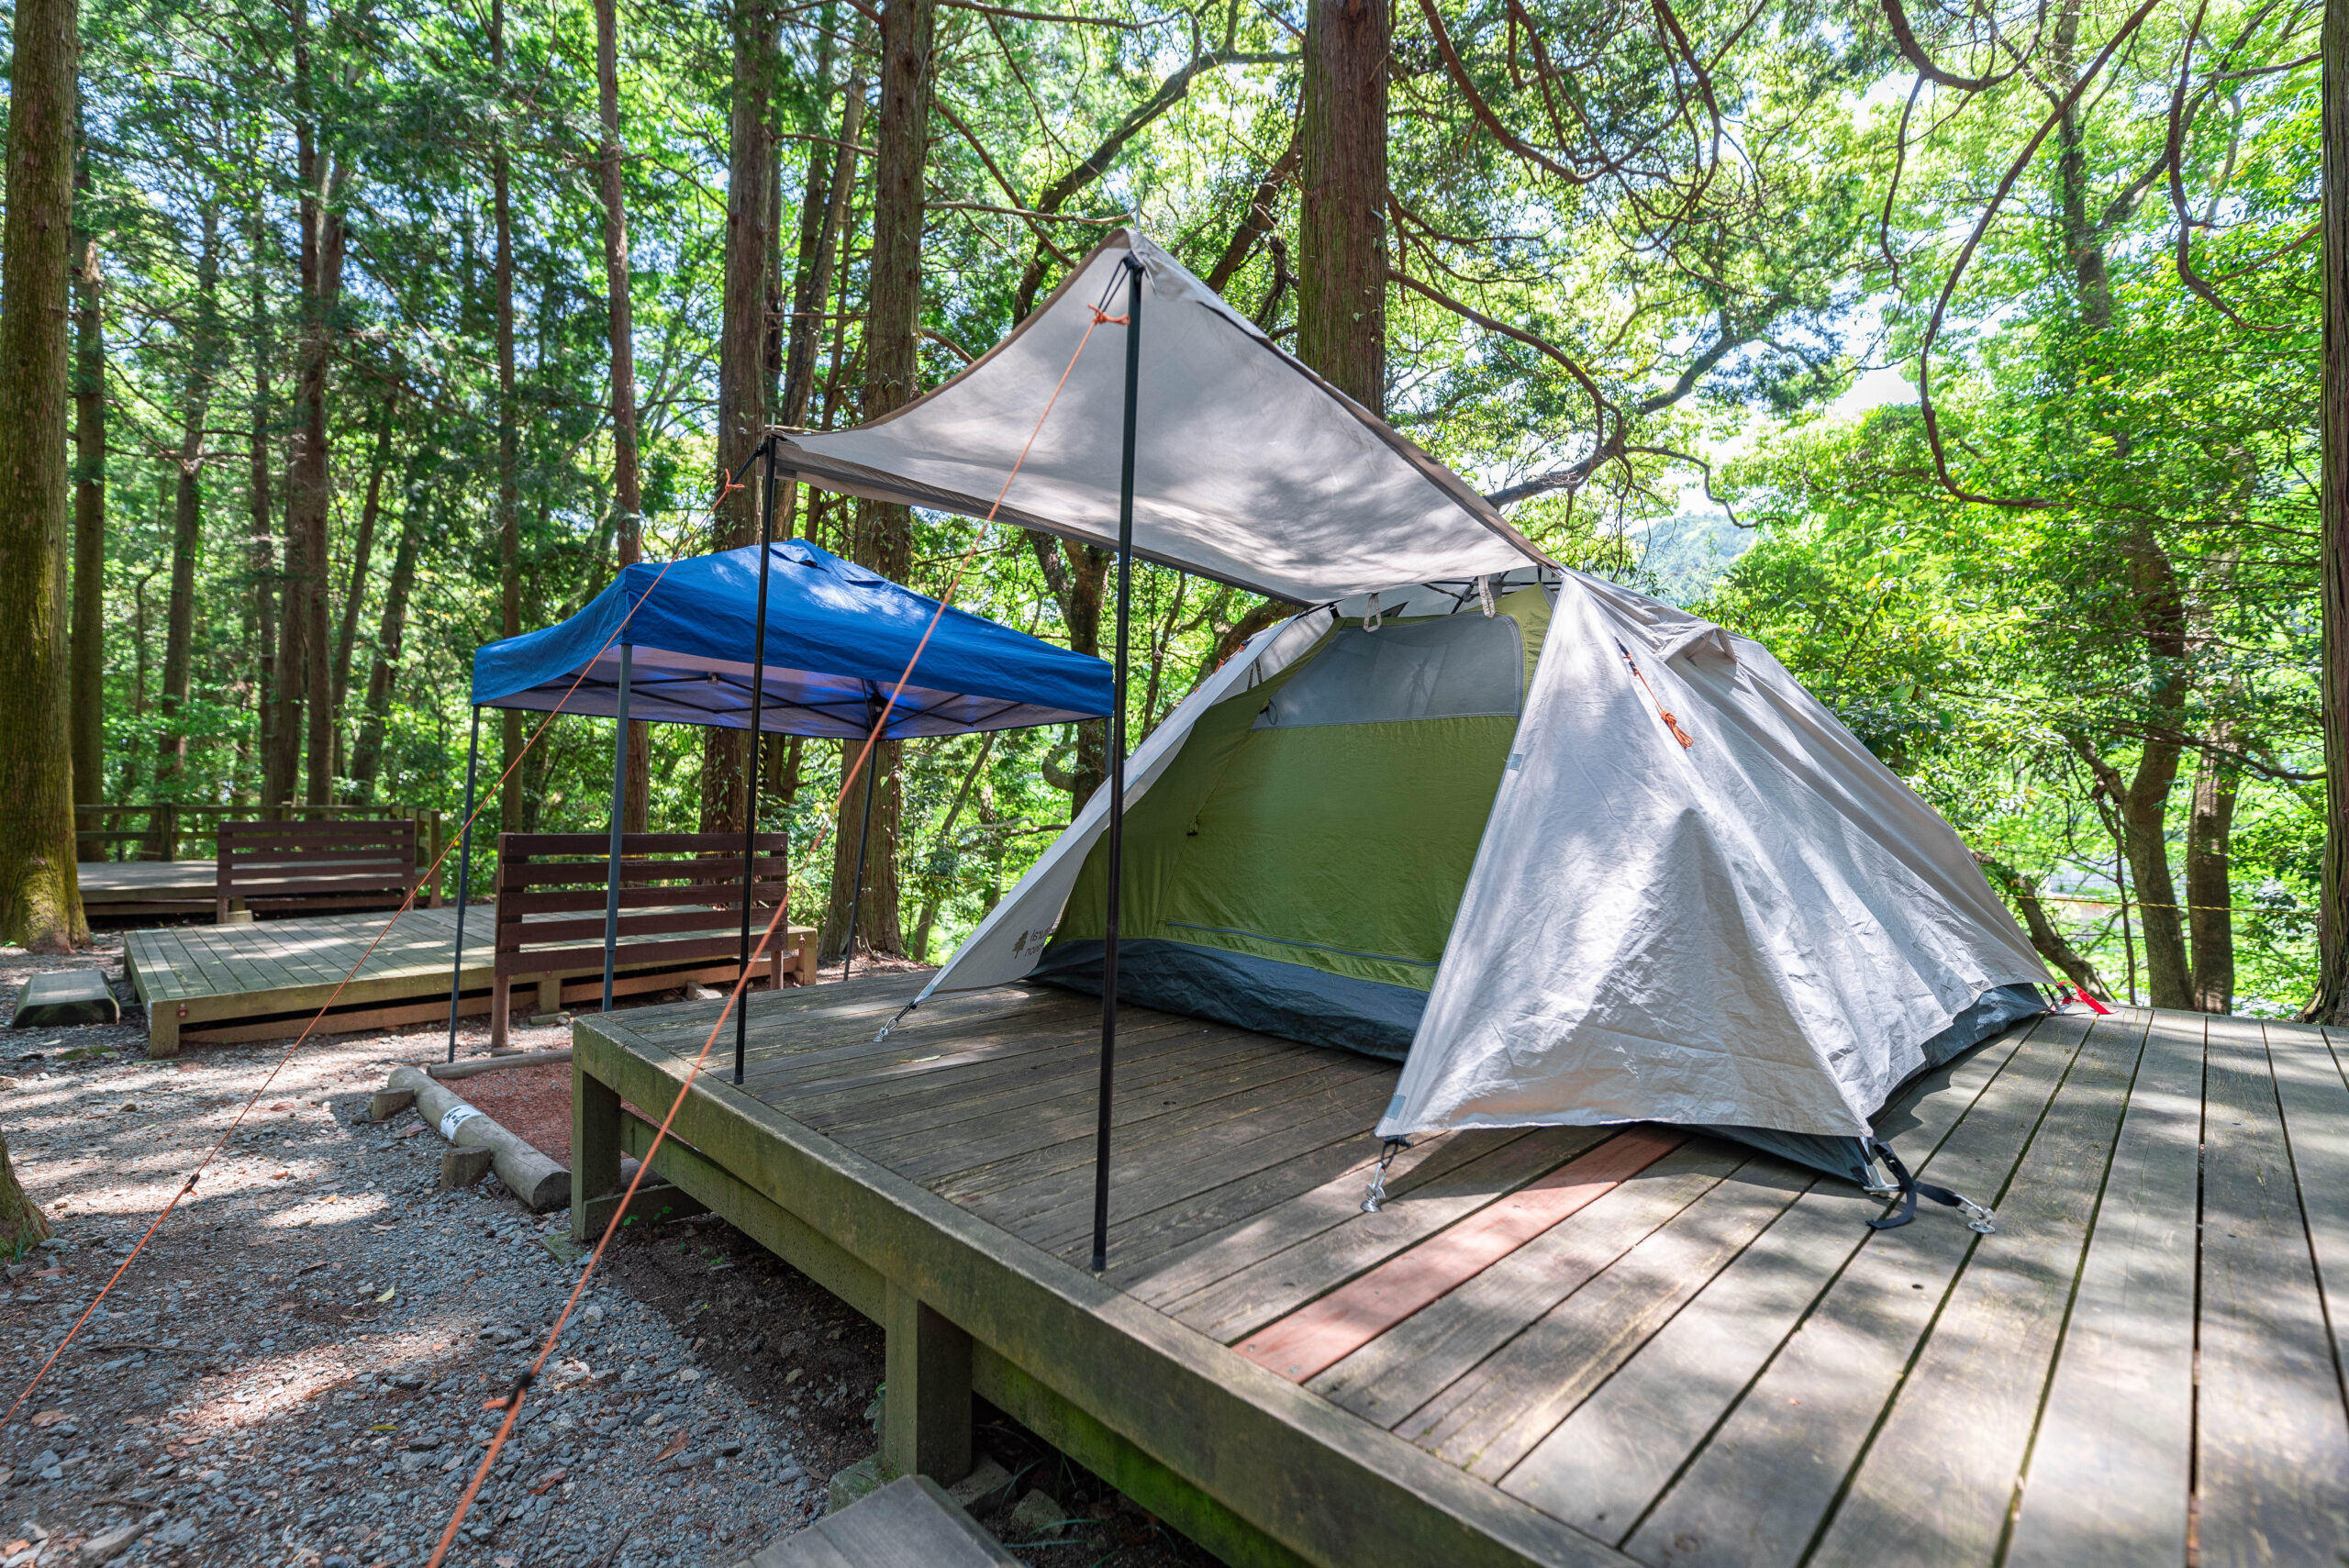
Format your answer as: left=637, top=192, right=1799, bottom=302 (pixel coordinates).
left=1865, top=1139, right=1997, bottom=1233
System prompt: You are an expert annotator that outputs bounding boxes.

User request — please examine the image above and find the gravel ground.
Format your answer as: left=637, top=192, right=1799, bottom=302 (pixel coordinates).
left=0, top=935, right=1224, bottom=1568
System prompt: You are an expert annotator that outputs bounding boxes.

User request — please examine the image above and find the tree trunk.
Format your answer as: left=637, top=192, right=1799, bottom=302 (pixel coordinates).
left=909, top=730, right=992, bottom=960
left=1297, top=0, right=1387, bottom=414
left=1205, top=124, right=1302, bottom=295
left=2075, top=732, right=2194, bottom=1010
left=1976, top=854, right=2110, bottom=997
left=1025, top=531, right=1110, bottom=805
left=68, top=129, right=106, bottom=858
left=250, top=200, right=289, bottom=809
left=2187, top=728, right=2242, bottom=1014
left=0, top=1129, right=50, bottom=1251
left=780, top=17, right=864, bottom=536
left=702, top=0, right=782, bottom=837
left=330, top=389, right=395, bottom=790
left=350, top=495, right=420, bottom=802
left=2316, top=0, right=2349, bottom=1021
left=153, top=206, right=222, bottom=855
left=0, top=0, right=87, bottom=949
left=597, top=0, right=652, bottom=833
left=286, top=0, right=345, bottom=811
left=492, top=0, right=524, bottom=837
left=822, top=0, right=931, bottom=962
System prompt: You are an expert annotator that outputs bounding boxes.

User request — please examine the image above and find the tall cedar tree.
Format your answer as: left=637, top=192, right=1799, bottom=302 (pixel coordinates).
left=823, top=0, right=932, bottom=962
left=69, top=129, right=106, bottom=855
left=250, top=199, right=286, bottom=809
left=154, top=207, right=222, bottom=853
left=2317, top=0, right=2349, bottom=1020
left=599, top=0, right=651, bottom=831
left=703, top=0, right=781, bottom=836
left=494, top=0, right=525, bottom=836
left=0, top=0, right=89, bottom=951
left=1298, top=0, right=1387, bottom=414
left=284, top=0, right=347, bottom=808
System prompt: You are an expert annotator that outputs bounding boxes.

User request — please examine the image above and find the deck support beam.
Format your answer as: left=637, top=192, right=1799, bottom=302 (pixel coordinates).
left=885, top=1279, right=974, bottom=1485
left=571, top=1059, right=623, bottom=1245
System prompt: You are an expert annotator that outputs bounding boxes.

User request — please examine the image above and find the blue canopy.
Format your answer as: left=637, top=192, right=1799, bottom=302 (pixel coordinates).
left=470, top=539, right=1113, bottom=739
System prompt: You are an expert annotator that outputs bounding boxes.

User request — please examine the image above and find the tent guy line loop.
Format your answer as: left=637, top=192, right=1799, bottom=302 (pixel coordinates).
left=0, top=443, right=772, bottom=1430
left=426, top=260, right=1127, bottom=1568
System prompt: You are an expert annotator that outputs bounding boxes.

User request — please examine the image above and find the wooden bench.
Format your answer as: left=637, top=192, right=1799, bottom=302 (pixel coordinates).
left=490, top=831, right=818, bottom=1049
left=216, top=817, right=427, bottom=924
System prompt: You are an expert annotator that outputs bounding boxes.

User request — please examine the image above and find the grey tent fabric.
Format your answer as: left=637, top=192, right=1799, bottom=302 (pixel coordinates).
left=773, top=231, right=1542, bottom=603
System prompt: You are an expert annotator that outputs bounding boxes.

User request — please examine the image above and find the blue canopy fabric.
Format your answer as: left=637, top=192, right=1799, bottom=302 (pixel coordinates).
left=470, top=539, right=1113, bottom=739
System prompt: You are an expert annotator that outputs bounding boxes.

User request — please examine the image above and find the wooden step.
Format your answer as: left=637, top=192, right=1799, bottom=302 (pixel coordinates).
left=736, top=1475, right=1020, bottom=1568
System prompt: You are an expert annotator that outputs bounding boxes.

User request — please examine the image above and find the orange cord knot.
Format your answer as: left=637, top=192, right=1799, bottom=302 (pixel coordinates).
left=1087, top=306, right=1130, bottom=326
left=712, top=463, right=748, bottom=513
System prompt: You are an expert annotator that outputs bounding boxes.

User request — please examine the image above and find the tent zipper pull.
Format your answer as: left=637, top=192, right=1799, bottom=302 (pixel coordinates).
left=1363, top=1137, right=1411, bottom=1213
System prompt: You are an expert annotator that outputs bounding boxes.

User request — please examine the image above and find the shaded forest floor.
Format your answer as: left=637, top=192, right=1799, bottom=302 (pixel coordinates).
left=0, top=936, right=1220, bottom=1568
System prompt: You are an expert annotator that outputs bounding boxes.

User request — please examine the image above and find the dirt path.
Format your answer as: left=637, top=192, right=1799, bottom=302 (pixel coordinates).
left=0, top=940, right=1221, bottom=1568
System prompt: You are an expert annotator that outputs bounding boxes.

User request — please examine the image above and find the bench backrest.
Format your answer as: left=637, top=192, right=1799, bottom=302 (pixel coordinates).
left=491, top=831, right=790, bottom=981
left=217, top=817, right=422, bottom=917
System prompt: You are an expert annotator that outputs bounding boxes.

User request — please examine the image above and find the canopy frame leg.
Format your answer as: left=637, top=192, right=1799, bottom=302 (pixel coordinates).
left=600, top=641, right=634, bottom=1014
left=841, top=740, right=878, bottom=983
left=444, top=706, right=484, bottom=1064
left=735, top=435, right=779, bottom=1085
left=1091, top=255, right=1144, bottom=1273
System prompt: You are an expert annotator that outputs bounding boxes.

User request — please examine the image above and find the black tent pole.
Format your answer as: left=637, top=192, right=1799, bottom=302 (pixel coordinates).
left=736, top=437, right=779, bottom=1086
left=1091, top=254, right=1143, bottom=1273
left=840, top=717, right=879, bottom=981
left=599, top=640, right=633, bottom=1014
left=444, top=706, right=483, bottom=1064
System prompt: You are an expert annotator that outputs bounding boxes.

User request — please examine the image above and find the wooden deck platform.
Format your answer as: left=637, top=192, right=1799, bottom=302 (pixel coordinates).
left=128, top=905, right=817, bottom=1058
left=573, top=979, right=2349, bottom=1568
left=80, top=859, right=218, bottom=918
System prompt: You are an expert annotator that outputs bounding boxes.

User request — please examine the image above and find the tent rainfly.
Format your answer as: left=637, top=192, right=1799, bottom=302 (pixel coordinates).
left=776, top=229, right=2054, bottom=1241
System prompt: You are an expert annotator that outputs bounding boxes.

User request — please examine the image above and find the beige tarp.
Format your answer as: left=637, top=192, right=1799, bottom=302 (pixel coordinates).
left=774, top=230, right=1542, bottom=603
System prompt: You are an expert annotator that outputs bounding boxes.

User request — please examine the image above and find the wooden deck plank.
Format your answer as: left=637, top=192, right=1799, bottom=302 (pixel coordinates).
left=1491, top=1018, right=2040, bottom=1546
left=1114, top=1129, right=1537, bottom=1302
left=1087, top=1128, right=1454, bottom=1277
left=2194, top=1015, right=2349, bottom=1565
left=1799, top=1008, right=2149, bottom=1567
left=810, top=1018, right=1271, bottom=1142
left=1620, top=1012, right=2091, bottom=1568
left=1162, top=1129, right=1607, bottom=1342
left=1315, top=1139, right=1761, bottom=1429
left=1408, top=1152, right=1809, bottom=1483
left=1237, top=1129, right=1689, bottom=1383
left=1014, top=1089, right=1404, bottom=1256
left=778, top=1013, right=1208, bottom=1128
left=934, top=1055, right=1394, bottom=1208
left=841, top=1033, right=1331, bottom=1182
left=2003, top=1008, right=2202, bottom=1568
left=2272, top=1019, right=2349, bottom=1402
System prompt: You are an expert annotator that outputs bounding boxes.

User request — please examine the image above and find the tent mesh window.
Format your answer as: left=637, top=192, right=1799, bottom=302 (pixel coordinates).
left=1250, top=614, right=1523, bottom=729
